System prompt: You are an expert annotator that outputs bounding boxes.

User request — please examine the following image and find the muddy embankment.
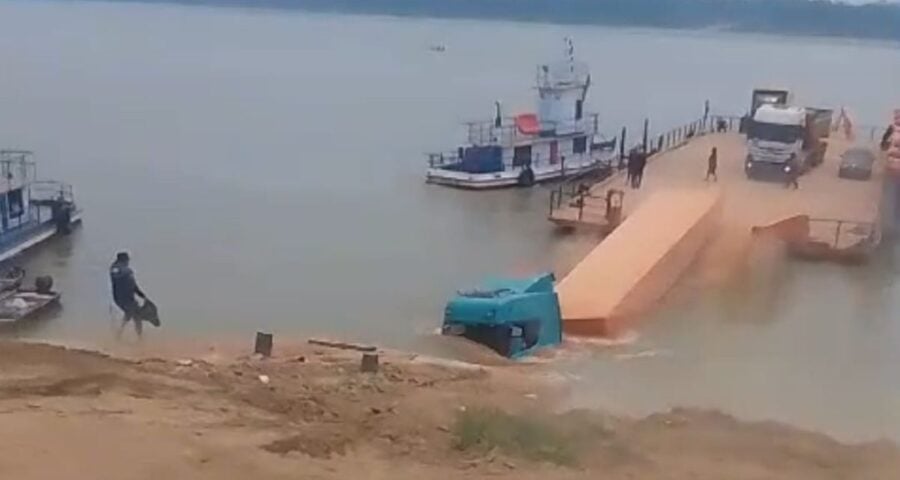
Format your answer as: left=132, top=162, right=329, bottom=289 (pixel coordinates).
left=0, top=339, right=897, bottom=479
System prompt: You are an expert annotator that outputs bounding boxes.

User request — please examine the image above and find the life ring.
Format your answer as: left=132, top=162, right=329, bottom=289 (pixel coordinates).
left=517, top=168, right=535, bottom=187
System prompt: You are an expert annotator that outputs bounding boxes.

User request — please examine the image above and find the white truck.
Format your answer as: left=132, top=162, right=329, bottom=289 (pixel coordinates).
left=744, top=102, right=830, bottom=181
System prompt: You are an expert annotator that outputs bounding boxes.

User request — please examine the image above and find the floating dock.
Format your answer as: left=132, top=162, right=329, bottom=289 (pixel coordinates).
left=551, top=132, right=884, bottom=234
left=552, top=130, right=888, bottom=335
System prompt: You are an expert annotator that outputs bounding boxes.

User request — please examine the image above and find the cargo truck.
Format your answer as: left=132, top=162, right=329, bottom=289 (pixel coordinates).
left=744, top=100, right=831, bottom=181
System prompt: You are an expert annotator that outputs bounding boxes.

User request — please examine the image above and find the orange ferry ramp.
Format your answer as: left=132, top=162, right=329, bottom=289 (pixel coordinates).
left=556, top=188, right=722, bottom=336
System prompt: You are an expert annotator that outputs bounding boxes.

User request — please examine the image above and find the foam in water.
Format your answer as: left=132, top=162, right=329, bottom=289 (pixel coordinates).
left=564, top=330, right=640, bottom=347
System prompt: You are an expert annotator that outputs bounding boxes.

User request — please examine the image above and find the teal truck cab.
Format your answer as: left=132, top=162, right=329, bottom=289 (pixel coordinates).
left=441, top=273, right=562, bottom=359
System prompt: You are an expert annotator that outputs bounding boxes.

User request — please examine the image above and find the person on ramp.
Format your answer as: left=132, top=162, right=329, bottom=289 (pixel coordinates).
left=632, top=148, right=647, bottom=188
left=110, top=251, right=147, bottom=339
left=706, top=147, right=718, bottom=181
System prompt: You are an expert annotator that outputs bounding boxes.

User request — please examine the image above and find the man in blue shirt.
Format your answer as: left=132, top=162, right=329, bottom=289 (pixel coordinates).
left=110, top=251, right=146, bottom=339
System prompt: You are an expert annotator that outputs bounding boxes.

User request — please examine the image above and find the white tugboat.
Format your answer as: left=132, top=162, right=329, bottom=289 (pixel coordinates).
left=426, top=39, right=617, bottom=189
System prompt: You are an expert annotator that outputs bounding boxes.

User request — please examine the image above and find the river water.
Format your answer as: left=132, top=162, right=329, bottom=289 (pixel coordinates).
left=1, top=0, right=899, bottom=442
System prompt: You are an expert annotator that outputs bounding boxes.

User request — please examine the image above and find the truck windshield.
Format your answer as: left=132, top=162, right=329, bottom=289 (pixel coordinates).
left=748, top=121, right=802, bottom=144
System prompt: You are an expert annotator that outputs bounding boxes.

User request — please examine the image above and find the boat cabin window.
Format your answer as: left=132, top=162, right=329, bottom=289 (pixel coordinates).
left=7, top=189, right=23, bottom=218
left=513, top=145, right=532, bottom=167
left=573, top=136, right=587, bottom=154
left=575, top=99, right=583, bottom=120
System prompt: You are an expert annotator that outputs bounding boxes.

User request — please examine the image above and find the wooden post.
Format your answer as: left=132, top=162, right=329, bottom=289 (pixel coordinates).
left=642, top=118, right=649, bottom=152
left=254, top=332, right=273, bottom=357
left=361, top=353, right=379, bottom=373
left=549, top=189, right=560, bottom=217
left=834, top=221, right=842, bottom=248
left=549, top=190, right=554, bottom=217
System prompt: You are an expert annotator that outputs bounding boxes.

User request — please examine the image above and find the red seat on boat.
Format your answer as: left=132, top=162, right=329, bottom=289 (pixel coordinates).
left=515, top=114, right=540, bottom=135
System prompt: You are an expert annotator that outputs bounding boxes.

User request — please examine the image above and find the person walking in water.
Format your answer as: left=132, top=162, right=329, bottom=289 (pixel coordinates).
left=110, top=251, right=146, bottom=339
left=706, top=147, right=718, bottom=181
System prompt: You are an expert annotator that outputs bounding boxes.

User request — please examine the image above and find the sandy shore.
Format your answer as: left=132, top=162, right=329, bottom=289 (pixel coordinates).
left=0, top=339, right=898, bottom=479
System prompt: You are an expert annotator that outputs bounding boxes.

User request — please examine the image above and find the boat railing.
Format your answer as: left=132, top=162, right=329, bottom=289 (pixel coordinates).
left=548, top=114, right=744, bottom=223
left=427, top=148, right=614, bottom=171
left=465, top=114, right=599, bottom=146
left=426, top=151, right=463, bottom=168
left=536, top=60, right=590, bottom=90
left=30, top=181, right=75, bottom=205
left=0, top=150, right=37, bottom=188
left=648, top=115, right=743, bottom=156
left=548, top=187, right=616, bottom=225
left=613, top=114, right=745, bottom=170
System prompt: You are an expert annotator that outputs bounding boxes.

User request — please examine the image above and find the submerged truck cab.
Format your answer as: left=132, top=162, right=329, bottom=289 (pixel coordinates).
left=441, top=273, right=562, bottom=359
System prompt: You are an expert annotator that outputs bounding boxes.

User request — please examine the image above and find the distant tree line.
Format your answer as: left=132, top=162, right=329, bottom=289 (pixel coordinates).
left=114, top=0, right=900, bottom=41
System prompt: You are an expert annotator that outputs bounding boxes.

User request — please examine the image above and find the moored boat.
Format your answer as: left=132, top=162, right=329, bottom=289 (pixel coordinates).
left=426, top=38, right=617, bottom=189
left=0, top=150, right=81, bottom=264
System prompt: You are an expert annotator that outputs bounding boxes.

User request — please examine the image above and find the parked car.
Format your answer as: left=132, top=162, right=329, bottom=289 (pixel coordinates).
left=838, top=147, right=876, bottom=181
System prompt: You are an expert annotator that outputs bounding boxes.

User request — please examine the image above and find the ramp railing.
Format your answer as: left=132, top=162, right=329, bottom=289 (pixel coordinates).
left=807, top=218, right=879, bottom=249
left=548, top=114, right=743, bottom=224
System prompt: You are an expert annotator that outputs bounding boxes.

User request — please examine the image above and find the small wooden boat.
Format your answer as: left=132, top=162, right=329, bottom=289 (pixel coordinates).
left=0, top=266, right=25, bottom=292
left=0, top=276, right=60, bottom=325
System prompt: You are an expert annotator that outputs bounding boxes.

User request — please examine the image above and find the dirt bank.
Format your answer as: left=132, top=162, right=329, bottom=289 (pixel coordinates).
left=0, top=339, right=898, bottom=479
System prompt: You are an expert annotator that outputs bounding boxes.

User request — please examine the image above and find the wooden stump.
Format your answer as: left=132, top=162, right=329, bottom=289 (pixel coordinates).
left=360, top=353, right=379, bottom=373
left=254, top=332, right=273, bottom=357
